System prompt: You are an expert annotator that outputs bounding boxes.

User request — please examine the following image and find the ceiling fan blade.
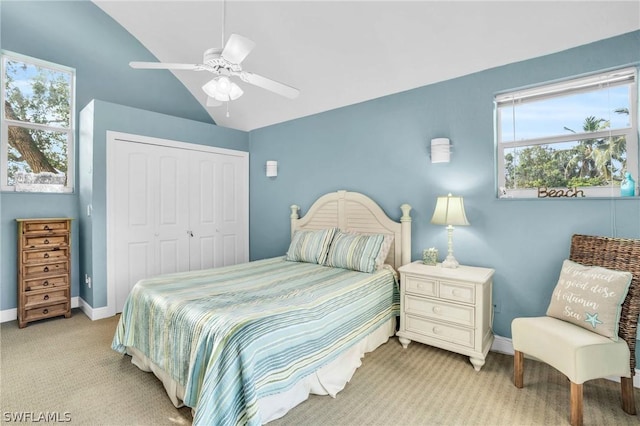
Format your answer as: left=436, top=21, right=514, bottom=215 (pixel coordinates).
left=221, top=34, right=256, bottom=65
left=206, top=96, right=223, bottom=107
left=242, top=72, right=300, bottom=99
left=129, top=61, right=199, bottom=70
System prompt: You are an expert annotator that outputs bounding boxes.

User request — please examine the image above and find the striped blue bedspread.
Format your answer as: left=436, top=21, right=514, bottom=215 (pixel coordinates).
left=112, top=256, right=399, bottom=425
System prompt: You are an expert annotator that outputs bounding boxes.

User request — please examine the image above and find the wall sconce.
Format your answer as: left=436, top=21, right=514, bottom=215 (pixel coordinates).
left=430, top=138, right=451, bottom=163
left=266, top=160, right=278, bottom=177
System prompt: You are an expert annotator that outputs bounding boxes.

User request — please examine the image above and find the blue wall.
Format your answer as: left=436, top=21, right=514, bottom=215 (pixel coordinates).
left=0, top=0, right=229, bottom=310
left=249, top=31, right=640, bottom=342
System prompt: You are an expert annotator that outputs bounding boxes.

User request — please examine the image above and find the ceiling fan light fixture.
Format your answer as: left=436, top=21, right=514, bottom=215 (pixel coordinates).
left=202, top=76, right=243, bottom=102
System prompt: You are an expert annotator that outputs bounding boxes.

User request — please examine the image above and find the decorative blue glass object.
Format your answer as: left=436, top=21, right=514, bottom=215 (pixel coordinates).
left=621, top=172, right=636, bottom=197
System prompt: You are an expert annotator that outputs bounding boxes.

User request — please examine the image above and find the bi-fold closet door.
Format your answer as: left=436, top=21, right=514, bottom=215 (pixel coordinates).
left=107, top=133, right=248, bottom=313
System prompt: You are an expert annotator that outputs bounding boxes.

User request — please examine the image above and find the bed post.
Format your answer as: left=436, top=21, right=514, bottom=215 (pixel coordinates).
left=290, top=205, right=300, bottom=238
left=400, top=204, right=412, bottom=266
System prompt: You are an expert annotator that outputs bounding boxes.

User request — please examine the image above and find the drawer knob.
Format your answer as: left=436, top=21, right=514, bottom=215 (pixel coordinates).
left=43, top=281, right=49, bottom=286
left=433, top=326, right=441, bottom=335
left=452, top=289, right=461, bottom=297
left=44, top=295, right=49, bottom=301
left=44, top=253, right=50, bottom=258
left=44, top=225, right=50, bottom=231
left=44, top=239, right=50, bottom=244
left=43, top=309, right=49, bottom=314
left=432, top=306, right=442, bottom=314
left=417, top=283, right=424, bottom=289
left=43, top=267, right=49, bottom=272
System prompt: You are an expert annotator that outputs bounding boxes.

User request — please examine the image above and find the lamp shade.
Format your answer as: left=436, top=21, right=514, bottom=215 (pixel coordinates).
left=430, top=193, right=470, bottom=226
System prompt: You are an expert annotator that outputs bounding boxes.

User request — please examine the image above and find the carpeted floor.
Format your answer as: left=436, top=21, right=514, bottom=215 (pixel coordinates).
left=1, top=309, right=638, bottom=425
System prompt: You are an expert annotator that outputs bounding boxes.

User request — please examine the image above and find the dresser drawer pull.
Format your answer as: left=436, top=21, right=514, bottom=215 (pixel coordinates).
left=432, top=306, right=442, bottom=314
left=44, top=225, right=50, bottom=230
left=44, top=239, right=49, bottom=244
left=43, top=266, right=49, bottom=272
left=43, top=309, right=49, bottom=314
left=452, top=289, right=461, bottom=297
left=44, top=253, right=50, bottom=258
left=43, top=280, right=49, bottom=286
left=44, top=295, right=49, bottom=301
left=433, top=326, right=442, bottom=335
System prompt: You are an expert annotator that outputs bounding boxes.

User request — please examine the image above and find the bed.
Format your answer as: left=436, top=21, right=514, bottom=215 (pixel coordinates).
left=112, top=190, right=412, bottom=425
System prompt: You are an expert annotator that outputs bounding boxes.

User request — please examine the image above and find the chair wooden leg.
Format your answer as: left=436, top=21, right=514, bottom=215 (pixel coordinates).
left=570, top=381, right=583, bottom=426
left=514, top=350, right=524, bottom=388
left=620, top=377, right=637, bottom=415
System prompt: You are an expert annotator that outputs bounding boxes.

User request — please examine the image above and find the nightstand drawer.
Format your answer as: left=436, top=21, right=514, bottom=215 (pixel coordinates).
left=405, top=295, right=475, bottom=327
left=404, top=275, right=437, bottom=297
left=439, top=280, right=475, bottom=304
left=405, top=314, right=474, bottom=348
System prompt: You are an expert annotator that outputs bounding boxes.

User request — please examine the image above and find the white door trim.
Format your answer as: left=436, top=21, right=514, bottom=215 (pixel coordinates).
left=105, top=130, right=249, bottom=317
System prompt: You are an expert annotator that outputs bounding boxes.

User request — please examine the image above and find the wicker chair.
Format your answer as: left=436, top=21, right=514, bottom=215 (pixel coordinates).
left=512, top=234, right=639, bottom=426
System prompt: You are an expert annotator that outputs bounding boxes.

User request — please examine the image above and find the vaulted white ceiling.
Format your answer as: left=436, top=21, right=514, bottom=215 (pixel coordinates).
left=94, top=1, right=639, bottom=132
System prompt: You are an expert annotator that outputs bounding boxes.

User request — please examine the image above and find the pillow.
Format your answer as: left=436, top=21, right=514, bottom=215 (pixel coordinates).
left=286, top=228, right=336, bottom=264
left=345, top=229, right=394, bottom=271
left=325, top=230, right=385, bottom=273
left=546, top=259, right=633, bottom=341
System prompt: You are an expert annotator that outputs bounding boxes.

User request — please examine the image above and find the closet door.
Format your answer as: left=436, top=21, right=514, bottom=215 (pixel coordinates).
left=107, top=132, right=249, bottom=314
left=111, top=140, right=190, bottom=313
left=189, top=151, right=248, bottom=270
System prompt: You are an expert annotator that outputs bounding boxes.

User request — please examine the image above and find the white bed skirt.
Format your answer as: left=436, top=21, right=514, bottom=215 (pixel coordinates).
left=126, top=318, right=396, bottom=424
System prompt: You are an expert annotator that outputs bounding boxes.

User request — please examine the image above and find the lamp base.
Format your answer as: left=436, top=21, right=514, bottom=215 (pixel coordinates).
left=442, top=255, right=460, bottom=268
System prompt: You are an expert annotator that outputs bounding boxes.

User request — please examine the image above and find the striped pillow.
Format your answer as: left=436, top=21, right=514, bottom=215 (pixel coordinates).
left=286, top=228, right=336, bottom=264
left=345, top=229, right=394, bottom=271
left=325, top=230, right=385, bottom=273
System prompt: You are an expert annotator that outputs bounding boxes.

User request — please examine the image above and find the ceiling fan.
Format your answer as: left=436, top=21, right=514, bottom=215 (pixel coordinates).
left=130, top=33, right=300, bottom=107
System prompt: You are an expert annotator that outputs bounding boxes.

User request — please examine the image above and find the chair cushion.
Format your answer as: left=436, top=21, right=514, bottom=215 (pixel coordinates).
left=546, top=259, right=632, bottom=341
left=512, top=316, right=631, bottom=384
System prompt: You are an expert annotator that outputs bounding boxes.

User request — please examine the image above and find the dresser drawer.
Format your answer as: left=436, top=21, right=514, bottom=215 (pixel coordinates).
left=405, top=314, right=474, bottom=348
left=23, top=234, right=69, bottom=249
left=404, top=275, right=437, bottom=297
left=23, top=261, right=69, bottom=277
left=405, top=295, right=475, bottom=327
left=23, top=302, right=69, bottom=322
left=439, top=280, right=475, bottom=304
left=24, top=275, right=68, bottom=292
left=21, top=220, right=70, bottom=235
left=24, top=288, right=69, bottom=309
left=21, top=247, right=69, bottom=264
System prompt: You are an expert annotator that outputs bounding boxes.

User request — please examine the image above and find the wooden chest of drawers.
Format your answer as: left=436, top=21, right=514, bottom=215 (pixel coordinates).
left=17, top=218, right=72, bottom=328
left=397, top=261, right=494, bottom=371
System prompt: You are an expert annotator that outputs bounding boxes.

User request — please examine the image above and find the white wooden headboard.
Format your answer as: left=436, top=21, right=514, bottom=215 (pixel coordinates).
left=290, top=190, right=412, bottom=271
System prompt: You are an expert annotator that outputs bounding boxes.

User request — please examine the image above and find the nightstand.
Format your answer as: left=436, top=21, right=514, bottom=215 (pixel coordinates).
left=396, top=261, right=495, bottom=371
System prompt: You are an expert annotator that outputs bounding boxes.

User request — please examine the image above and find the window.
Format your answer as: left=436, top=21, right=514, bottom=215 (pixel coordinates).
left=1, top=51, right=75, bottom=193
left=495, top=67, right=638, bottom=198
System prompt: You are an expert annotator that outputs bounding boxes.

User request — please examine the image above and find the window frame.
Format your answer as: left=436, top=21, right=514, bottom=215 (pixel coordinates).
left=495, top=67, right=638, bottom=199
left=1, top=50, right=76, bottom=193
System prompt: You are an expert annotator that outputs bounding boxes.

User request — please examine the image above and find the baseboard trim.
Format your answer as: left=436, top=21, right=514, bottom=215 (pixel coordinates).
left=491, top=334, right=640, bottom=388
left=78, top=298, right=113, bottom=321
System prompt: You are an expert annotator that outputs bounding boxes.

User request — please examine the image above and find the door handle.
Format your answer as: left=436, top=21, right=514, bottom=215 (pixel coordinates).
left=187, top=230, right=194, bottom=237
